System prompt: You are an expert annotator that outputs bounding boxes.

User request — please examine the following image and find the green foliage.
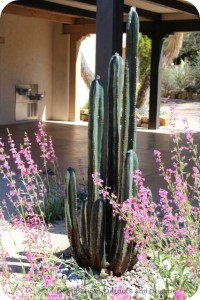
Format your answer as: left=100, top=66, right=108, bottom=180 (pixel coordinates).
left=190, top=54, right=200, bottom=84
left=138, top=33, right=151, bottom=81
left=161, top=60, right=195, bottom=97
left=65, top=8, right=139, bottom=276
left=178, top=32, right=200, bottom=63
left=161, top=32, right=200, bottom=96
left=40, top=196, right=65, bottom=224
left=81, top=101, right=90, bottom=109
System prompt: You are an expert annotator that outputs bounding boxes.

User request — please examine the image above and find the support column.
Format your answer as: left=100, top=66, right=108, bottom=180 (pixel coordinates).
left=95, top=0, right=124, bottom=87
left=148, top=34, right=164, bottom=129
left=96, top=0, right=124, bottom=179
left=68, top=34, right=82, bottom=121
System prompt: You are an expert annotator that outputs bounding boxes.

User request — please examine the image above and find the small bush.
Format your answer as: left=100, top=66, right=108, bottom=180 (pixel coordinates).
left=161, top=60, right=195, bottom=97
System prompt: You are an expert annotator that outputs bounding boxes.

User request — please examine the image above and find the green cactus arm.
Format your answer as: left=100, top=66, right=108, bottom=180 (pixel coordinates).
left=128, top=246, right=138, bottom=270
left=88, top=80, right=99, bottom=205
left=87, top=79, right=104, bottom=245
left=109, top=9, right=139, bottom=274
left=108, top=150, right=137, bottom=272
left=65, top=7, right=140, bottom=275
left=88, top=79, right=104, bottom=206
left=80, top=199, right=90, bottom=254
left=121, top=149, right=138, bottom=202
left=119, top=8, right=139, bottom=196
left=109, top=223, right=135, bottom=275
left=119, top=60, right=130, bottom=199
left=65, top=167, right=90, bottom=267
left=97, top=81, right=104, bottom=174
left=90, top=199, right=107, bottom=270
left=110, top=150, right=138, bottom=274
left=106, top=53, right=124, bottom=253
left=107, top=53, right=124, bottom=194
left=126, top=7, right=139, bottom=152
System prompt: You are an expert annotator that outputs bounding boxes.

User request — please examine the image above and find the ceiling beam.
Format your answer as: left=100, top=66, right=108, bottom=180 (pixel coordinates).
left=145, top=0, right=199, bottom=16
left=0, top=37, right=5, bottom=44
left=11, top=0, right=195, bottom=23
left=62, top=15, right=200, bottom=36
left=63, top=23, right=96, bottom=34
left=76, top=0, right=161, bottom=20
left=3, top=3, right=76, bottom=24
left=14, top=0, right=96, bottom=19
left=71, top=0, right=96, bottom=5
left=124, top=5, right=161, bottom=21
left=4, top=0, right=199, bottom=27
left=75, top=18, right=96, bottom=24
left=140, top=19, right=200, bottom=36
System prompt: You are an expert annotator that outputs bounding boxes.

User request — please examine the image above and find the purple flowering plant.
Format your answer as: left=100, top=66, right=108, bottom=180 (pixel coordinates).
left=35, top=121, right=65, bottom=222
left=93, top=109, right=200, bottom=299
left=0, top=121, right=65, bottom=224
left=0, top=121, right=68, bottom=299
left=0, top=112, right=199, bottom=299
left=0, top=122, right=121, bottom=300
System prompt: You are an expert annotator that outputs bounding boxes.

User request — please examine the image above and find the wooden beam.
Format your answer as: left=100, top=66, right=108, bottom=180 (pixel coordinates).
left=64, top=16, right=200, bottom=36
left=124, top=5, right=161, bottom=21
left=14, top=0, right=96, bottom=19
left=0, top=37, right=5, bottom=44
left=72, top=0, right=96, bottom=5
left=76, top=0, right=162, bottom=21
left=64, top=17, right=200, bottom=36
left=140, top=19, right=200, bottom=36
left=63, top=23, right=96, bottom=34
left=75, top=18, right=96, bottom=24
left=3, top=4, right=76, bottom=24
left=144, top=0, right=199, bottom=16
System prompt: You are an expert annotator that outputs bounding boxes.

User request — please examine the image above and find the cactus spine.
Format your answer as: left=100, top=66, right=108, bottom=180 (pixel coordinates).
left=65, top=7, right=139, bottom=275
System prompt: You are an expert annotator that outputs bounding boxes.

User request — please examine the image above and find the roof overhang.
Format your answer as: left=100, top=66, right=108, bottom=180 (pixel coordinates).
left=2, top=0, right=200, bottom=35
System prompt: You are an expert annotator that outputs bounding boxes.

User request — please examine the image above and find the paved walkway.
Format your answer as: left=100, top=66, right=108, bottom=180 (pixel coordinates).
left=0, top=108, right=199, bottom=274
left=0, top=115, right=199, bottom=210
left=0, top=99, right=200, bottom=213
left=160, top=99, right=200, bottom=130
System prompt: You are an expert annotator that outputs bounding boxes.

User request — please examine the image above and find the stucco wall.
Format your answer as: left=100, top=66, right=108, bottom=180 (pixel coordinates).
left=51, top=23, right=70, bottom=121
left=0, top=13, right=53, bottom=124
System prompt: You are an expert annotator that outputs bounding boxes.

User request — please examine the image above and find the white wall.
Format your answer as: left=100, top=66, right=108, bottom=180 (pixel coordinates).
left=0, top=13, right=53, bottom=124
left=51, top=23, right=70, bottom=121
left=0, top=13, right=96, bottom=124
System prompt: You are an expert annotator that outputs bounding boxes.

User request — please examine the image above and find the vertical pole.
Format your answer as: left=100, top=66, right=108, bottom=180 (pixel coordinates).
left=96, top=0, right=124, bottom=85
left=95, top=0, right=124, bottom=180
left=148, top=34, right=164, bottom=129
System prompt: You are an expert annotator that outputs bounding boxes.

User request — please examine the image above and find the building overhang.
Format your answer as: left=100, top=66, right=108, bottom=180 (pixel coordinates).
left=3, top=0, right=199, bottom=28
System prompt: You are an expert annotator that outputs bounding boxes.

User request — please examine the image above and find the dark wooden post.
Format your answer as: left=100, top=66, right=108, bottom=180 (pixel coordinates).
left=95, top=0, right=124, bottom=85
left=148, top=33, right=164, bottom=129
left=95, top=0, right=124, bottom=178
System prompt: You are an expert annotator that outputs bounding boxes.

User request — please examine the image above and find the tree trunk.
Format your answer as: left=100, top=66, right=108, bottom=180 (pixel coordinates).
left=81, top=52, right=95, bottom=88
left=136, top=70, right=150, bottom=109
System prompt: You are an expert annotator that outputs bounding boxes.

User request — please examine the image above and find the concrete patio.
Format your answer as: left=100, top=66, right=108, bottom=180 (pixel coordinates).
left=0, top=118, right=199, bottom=273
left=1, top=117, right=199, bottom=208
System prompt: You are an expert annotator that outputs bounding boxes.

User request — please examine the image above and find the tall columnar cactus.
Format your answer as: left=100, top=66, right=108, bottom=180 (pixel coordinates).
left=65, top=7, right=139, bottom=275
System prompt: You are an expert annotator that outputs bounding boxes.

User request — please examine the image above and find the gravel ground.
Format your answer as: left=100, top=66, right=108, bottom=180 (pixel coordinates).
left=58, top=260, right=165, bottom=300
